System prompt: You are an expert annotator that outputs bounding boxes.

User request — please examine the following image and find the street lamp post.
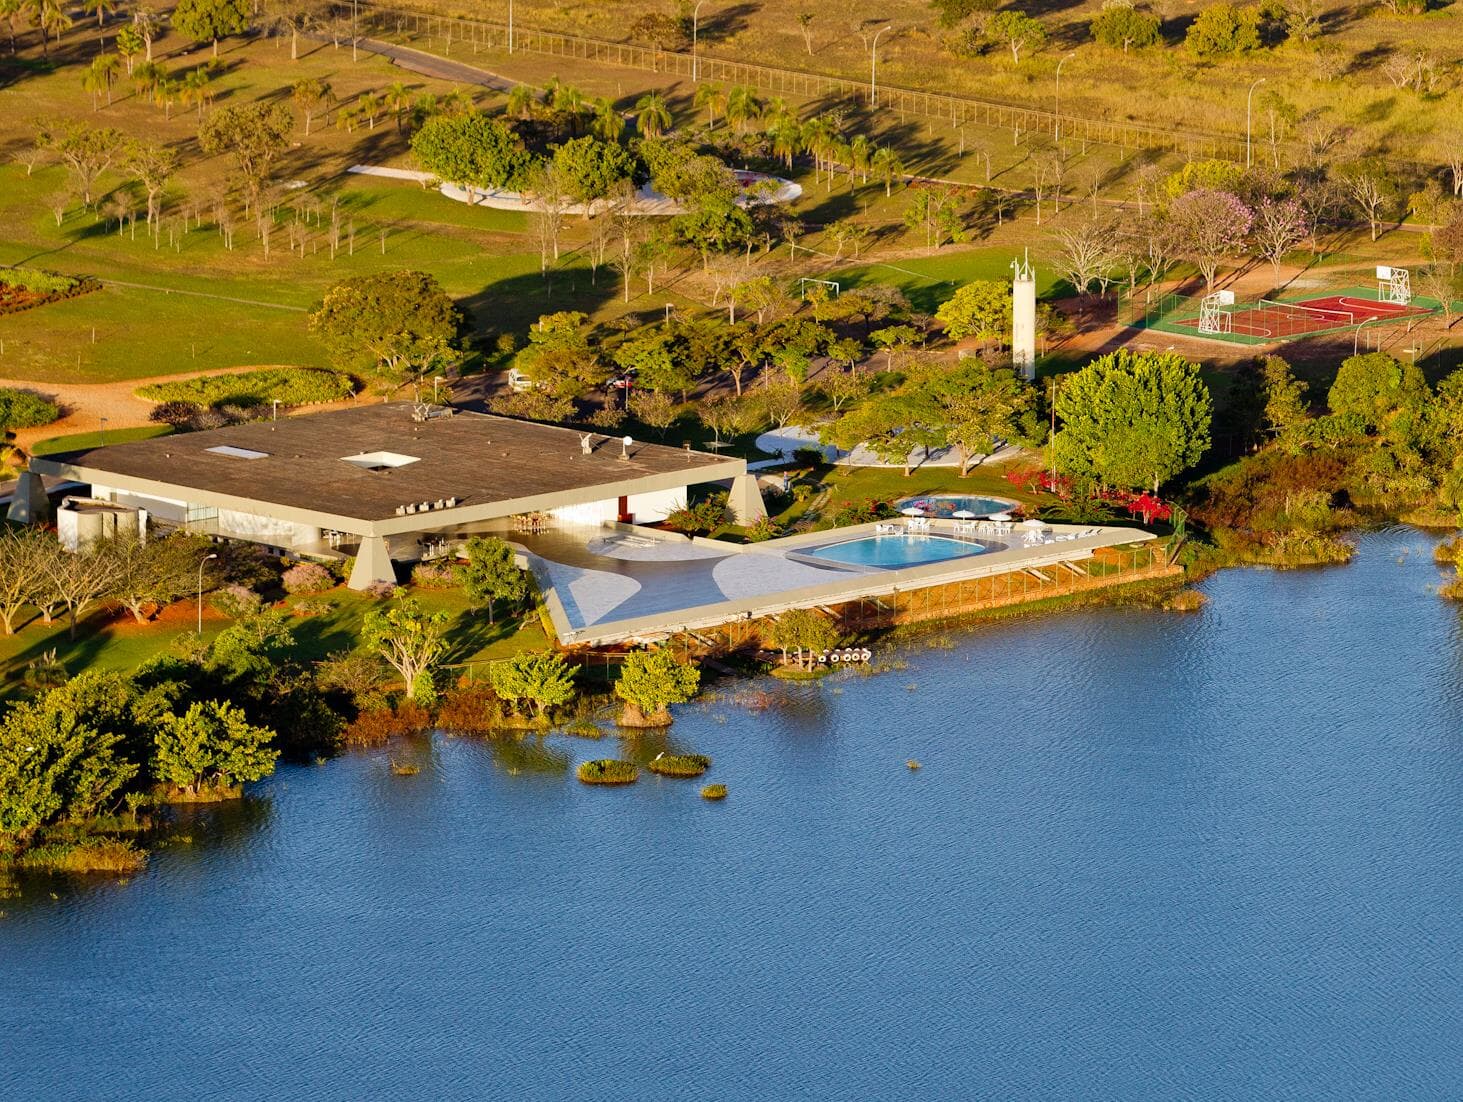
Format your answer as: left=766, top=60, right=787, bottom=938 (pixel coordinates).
left=433, top=375, right=446, bottom=403
left=869, top=24, right=892, bottom=109
left=507, top=0, right=514, bottom=54
left=351, top=0, right=357, bottom=62
left=99, top=416, right=107, bottom=447
left=1055, top=52, right=1075, bottom=142
left=197, top=552, right=218, bottom=635
left=1245, top=77, right=1267, bottom=169
left=272, top=399, right=280, bottom=422
left=692, top=0, right=707, bottom=82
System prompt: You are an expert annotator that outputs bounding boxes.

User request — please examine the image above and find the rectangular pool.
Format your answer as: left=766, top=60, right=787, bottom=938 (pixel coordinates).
left=804, top=534, right=985, bottom=568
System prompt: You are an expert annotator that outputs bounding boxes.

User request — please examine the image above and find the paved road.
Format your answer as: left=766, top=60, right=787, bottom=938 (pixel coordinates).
left=340, top=35, right=520, bottom=92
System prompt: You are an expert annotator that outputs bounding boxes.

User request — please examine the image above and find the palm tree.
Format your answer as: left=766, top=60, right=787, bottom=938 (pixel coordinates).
left=182, top=65, right=213, bottom=120
left=0, top=0, right=25, bottom=54
left=32, top=0, right=72, bottom=57
left=385, top=80, right=413, bottom=131
left=769, top=117, right=800, bottom=170
left=693, top=81, right=725, bottom=130
left=132, top=59, right=164, bottom=99
left=725, top=84, right=760, bottom=134
left=591, top=97, right=622, bottom=143
left=800, top=114, right=837, bottom=183
left=635, top=91, right=671, bottom=138
left=871, top=146, right=905, bottom=197
left=81, top=52, right=120, bottom=109
left=440, top=87, right=475, bottom=116
left=550, top=80, right=584, bottom=116
left=849, top=134, right=872, bottom=185
left=155, top=74, right=179, bottom=119
left=82, top=0, right=114, bottom=27
left=506, top=82, right=538, bottom=120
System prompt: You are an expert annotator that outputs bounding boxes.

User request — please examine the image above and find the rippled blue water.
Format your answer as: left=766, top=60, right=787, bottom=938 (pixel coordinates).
left=4, top=526, right=1463, bottom=1101
left=806, top=532, right=985, bottom=567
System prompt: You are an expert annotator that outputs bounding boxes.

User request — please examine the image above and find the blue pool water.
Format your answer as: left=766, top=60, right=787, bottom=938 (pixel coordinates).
left=5, top=526, right=1463, bottom=1100
left=806, top=533, right=985, bottom=567
left=896, top=493, right=1017, bottom=518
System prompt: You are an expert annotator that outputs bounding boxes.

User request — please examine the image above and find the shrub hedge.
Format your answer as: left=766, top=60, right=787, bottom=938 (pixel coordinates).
left=0, top=267, right=99, bottom=315
left=137, top=367, right=357, bottom=409
left=0, top=387, right=60, bottom=431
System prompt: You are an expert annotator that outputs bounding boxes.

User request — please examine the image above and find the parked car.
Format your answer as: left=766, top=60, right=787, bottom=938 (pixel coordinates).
left=507, top=368, right=536, bottom=392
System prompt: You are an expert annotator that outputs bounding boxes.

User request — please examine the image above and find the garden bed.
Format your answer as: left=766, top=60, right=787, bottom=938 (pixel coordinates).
left=0, top=267, right=100, bottom=316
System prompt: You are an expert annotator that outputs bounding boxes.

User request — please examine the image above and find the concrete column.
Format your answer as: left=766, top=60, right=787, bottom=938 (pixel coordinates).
left=728, top=473, right=767, bottom=525
left=348, top=535, right=396, bottom=589
left=6, top=472, right=50, bottom=525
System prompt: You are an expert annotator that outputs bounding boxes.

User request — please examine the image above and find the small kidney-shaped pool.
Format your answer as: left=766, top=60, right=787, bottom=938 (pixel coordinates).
left=804, top=533, right=986, bottom=569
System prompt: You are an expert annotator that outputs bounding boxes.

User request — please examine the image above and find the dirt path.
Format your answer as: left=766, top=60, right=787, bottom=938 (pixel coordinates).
left=2, top=364, right=282, bottom=453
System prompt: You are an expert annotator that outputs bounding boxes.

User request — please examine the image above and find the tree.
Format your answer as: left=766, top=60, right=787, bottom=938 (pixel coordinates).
left=871, top=145, right=905, bottom=197
left=614, top=649, right=700, bottom=726
left=923, top=360, right=1040, bottom=475
left=698, top=392, right=757, bottom=449
left=1283, top=0, right=1322, bottom=42
left=461, top=536, right=528, bottom=624
left=264, top=0, right=322, bottom=60
left=107, top=534, right=209, bottom=624
left=1090, top=2, right=1160, bottom=51
left=524, top=162, right=571, bottom=270
left=82, top=53, right=121, bottom=110
left=291, top=77, right=330, bottom=137
left=0, top=693, right=137, bottom=848
left=310, top=271, right=460, bottom=386
left=1167, top=188, right=1253, bottom=290
left=1260, top=355, right=1309, bottom=435
left=904, top=188, right=965, bottom=248
left=1053, top=219, right=1121, bottom=295
left=132, top=5, right=162, bottom=61
left=0, top=527, right=53, bottom=636
left=37, top=121, right=125, bottom=206
left=171, top=0, right=250, bottom=57
left=1054, top=349, right=1213, bottom=492
left=822, top=394, right=932, bottom=475
left=725, top=85, right=761, bottom=133
left=634, top=91, right=672, bottom=138
left=730, top=276, right=783, bottom=327
left=363, top=598, right=450, bottom=705
left=153, top=700, right=276, bottom=799
left=764, top=608, right=839, bottom=669
left=410, top=112, right=535, bottom=201
left=693, top=81, right=725, bottom=129
left=551, top=136, right=635, bottom=215
left=41, top=540, right=122, bottom=639
left=1251, top=196, right=1310, bottom=287
left=1185, top=2, right=1261, bottom=57
left=127, top=139, right=176, bottom=226
left=632, top=389, right=679, bottom=436
left=115, top=23, right=144, bottom=71
left=514, top=310, right=606, bottom=397
left=988, top=10, right=1046, bottom=62
left=936, top=280, right=1010, bottom=342
left=1327, top=352, right=1426, bottom=433
left=488, top=650, right=576, bottom=718
left=796, top=10, right=815, bottom=53
left=1339, top=160, right=1396, bottom=243
left=929, top=0, right=998, bottom=28
left=31, top=0, right=71, bottom=56
left=197, top=101, right=292, bottom=207
left=673, top=196, right=753, bottom=268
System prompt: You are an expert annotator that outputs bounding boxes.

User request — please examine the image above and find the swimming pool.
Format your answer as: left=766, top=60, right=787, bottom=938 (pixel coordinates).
left=805, top=533, right=985, bottom=568
left=896, top=494, right=1017, bottom=518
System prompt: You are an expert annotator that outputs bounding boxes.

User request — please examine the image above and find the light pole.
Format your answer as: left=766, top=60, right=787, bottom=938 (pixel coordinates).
left=869, top=25, right=892, bottom=109
left=1245, top=77, right=1266, bottom=169
left=197, top=552, right=217, bottom=635
left=351, top=0, right=357, bottom=62
left=507, top=0, right=514, bottom=54
left=272, top=398, right=280, bottom=422
left=692, top=0, right=707, bottom=82
left=433, top=374, right=446, bottom=403
left=1054, top=51, right=1074, bottom=142
left=99, top=416, right=107, bottom=447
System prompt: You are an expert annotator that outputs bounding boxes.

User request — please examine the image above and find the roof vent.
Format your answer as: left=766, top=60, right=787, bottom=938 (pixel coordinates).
left=343, top=451, right=420, bottom=472
left=206, top=445, right=270, bottom=460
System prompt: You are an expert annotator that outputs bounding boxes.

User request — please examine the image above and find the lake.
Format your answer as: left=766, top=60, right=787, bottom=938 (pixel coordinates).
left=4, top=525, right=1462, bottom=1101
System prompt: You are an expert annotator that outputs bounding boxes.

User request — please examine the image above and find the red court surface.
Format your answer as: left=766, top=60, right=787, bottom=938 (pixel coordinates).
left=1179, top=294, right=1432, bottom=340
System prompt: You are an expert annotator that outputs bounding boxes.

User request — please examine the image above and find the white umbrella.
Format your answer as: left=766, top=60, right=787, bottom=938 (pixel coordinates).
left=1020, top=518, right=1049, bottom=529
left=989, top=511, right=1014, bottom=522
left=951, top=509, right=977, bottom=519
left=900, top=506, right=925, bottom=517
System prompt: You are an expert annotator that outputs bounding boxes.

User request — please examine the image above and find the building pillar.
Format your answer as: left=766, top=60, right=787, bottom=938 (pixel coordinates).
left=728, top=473, right=767, bottom=525
left=348, top=535, right=396, bottom=589
left=1012, top=251, right=1037, bottom=382
left=6, top=471, right=50, bottom=525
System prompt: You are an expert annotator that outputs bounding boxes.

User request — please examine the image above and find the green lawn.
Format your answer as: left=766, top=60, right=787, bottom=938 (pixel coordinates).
left=828, top=248, right=1069, bottom=313
left=31, top=425, right=173, bottom=455
left=0, top=584, right=546, bottom=697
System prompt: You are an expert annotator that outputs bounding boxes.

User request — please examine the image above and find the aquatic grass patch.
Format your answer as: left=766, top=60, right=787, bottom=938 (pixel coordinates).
left=647, top=753, right=711, bottom=778
left=700, top=783, right=727, bottom=800
left=576, top=758, right=639, bottom=785
left=137, top=367, right=357, bottom=409
left=11, top=839, right=146, bottom=875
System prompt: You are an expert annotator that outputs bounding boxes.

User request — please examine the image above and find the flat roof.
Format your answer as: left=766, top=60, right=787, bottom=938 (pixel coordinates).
left=33, top=403, right=739, bottom=528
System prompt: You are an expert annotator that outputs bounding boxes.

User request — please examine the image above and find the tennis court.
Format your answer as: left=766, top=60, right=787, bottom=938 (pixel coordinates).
left=1132, top=286, right=1441, bottom=346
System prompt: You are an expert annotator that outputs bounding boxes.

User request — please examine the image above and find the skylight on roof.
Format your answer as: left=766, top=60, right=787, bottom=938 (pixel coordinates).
left=206, top=445, right=270, bottom=460
left=342, top=451, right=420, bottom=471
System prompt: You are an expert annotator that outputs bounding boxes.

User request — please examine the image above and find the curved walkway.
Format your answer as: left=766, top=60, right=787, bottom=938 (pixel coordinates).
left=754, top=425, right=1022, bottom=470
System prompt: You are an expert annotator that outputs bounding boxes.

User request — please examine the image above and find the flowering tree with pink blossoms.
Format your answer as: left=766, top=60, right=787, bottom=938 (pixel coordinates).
left=1251, top=197, right=1311, bottom=289
left=1168, top=188, right=1254, bottom=290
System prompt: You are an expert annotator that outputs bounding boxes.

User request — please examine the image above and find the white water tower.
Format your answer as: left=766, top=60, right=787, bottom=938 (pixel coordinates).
left=1012, top=251, right=1037, bottom=381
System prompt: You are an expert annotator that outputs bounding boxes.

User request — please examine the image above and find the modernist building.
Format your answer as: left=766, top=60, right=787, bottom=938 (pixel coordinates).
left=18, top=403, right=766, bottom=589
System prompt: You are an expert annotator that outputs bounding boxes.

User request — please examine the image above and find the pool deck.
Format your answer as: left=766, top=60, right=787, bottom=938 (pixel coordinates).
left=514, top=519, right=1159, bottom=646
